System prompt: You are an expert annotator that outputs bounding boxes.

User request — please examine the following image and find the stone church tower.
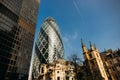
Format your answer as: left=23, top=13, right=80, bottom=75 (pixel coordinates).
left=81, top=40, right=108, bottom=80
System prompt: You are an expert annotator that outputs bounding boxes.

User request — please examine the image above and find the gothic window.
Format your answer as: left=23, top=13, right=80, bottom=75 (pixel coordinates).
left=89, top=54, right=92, bottom=58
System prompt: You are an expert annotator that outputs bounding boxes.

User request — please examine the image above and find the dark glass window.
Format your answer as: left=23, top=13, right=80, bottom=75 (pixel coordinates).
left=0, top=3, right=18, bottom=22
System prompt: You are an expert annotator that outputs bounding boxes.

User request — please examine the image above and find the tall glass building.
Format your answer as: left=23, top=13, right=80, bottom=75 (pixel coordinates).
left=32, top=17, right=64, bottom=79
left=36, top=17, right=64, bottom=63
left=0, top=0, right=40, bottom=80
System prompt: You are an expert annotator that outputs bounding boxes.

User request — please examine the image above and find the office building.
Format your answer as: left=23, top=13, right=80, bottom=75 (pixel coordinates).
left=0, top=0, right=40, bottom=79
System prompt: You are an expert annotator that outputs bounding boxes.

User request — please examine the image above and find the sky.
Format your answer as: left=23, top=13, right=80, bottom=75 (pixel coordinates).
left=35, top=0, right=120, bottom=60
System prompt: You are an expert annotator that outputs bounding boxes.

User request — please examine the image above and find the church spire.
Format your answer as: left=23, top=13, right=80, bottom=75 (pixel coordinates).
left=94, top=43, right=98, bottom=51
left=81, top=39, right=87, bottom=53
left=94, top=44, right=97, bottom=49
left=81, top=39, right=89, bottom=60
left=89, top=41, right=94, bottom=50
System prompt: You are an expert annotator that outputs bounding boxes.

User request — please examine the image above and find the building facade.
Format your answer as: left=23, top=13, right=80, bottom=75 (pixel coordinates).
left=0, top=0, right=40, bottom=79
left=81, top=40, right=108, bottom=80
left=100, top=49, right=120, bottom=80
left=32, top=17, right=64, bottom=78
left=39, top=59, right=75, bottom=80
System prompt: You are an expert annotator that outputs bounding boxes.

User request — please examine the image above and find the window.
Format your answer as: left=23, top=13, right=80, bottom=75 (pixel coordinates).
left=66, top=77, right=69, bottom=80
left=57, top=77, right=60, bottom=80
left=107, top=54, right=112, bottom=59
left=112, top=67, right=115, bottom=71
left=91, top=60, right=94, bottom=65
left=109, top=61, right=112, bottom=65
left=57, top=71, right=59, bottom=73
left=89, top=54, right=92, bottom=58
left=72, top=78, right=74, bottom=80
left=41, top=67, right=44, bottom=73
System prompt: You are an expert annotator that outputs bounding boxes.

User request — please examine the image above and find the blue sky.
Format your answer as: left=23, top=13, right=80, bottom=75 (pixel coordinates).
left=35, top=0, right=120, bottom=60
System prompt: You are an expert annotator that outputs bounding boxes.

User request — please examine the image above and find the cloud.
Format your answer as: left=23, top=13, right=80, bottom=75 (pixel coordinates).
left=72, top=32, right=78, bottom=40
left=63, top=32, right=78, bottom=43
left=62, top=32, right=79, bottom=59
left=62, top=36, right=69, bottom=43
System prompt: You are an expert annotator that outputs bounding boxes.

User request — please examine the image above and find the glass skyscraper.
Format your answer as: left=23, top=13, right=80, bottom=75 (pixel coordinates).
left=32, top=17, right=64, bottom=79
left=0, top=0, right=40, bottom=80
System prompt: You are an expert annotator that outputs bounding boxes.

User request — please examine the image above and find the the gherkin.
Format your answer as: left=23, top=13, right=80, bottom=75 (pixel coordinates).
left=35, top=17, right=64, bottom=64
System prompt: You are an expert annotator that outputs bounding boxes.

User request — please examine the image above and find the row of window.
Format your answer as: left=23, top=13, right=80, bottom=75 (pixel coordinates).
left=0, top=10, right=17, bottom=25
left=7, top=65, right=17, bottom=72
left=0, top=39, right=21, bottom=52
left=20, top=6, right=36, bottom=26
left=108, top=58, right=120, bottom=66
left=0, top=63, right=8, bottom=71
left=2, top=0, right=22, bottom=15
left=0, top=3, right=18, bottom=22
left=0, top=51, right=17, bottom=60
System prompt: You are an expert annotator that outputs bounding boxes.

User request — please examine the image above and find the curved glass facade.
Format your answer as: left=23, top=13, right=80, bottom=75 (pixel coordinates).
left=36, top=17, right=64, bottom=63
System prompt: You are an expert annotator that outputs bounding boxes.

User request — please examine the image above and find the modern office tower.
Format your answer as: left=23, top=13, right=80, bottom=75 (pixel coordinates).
left=0, top=0, right=40, bottom=80
left=36, top=17, right=64, bottom=63
left=37, top=17, right=64, bottom=63
left=81, top=40, right=108, bottom=80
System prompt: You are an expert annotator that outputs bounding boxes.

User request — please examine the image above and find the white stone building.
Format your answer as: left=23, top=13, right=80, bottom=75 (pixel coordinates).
left=39, top=59, right=75, bottom=80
